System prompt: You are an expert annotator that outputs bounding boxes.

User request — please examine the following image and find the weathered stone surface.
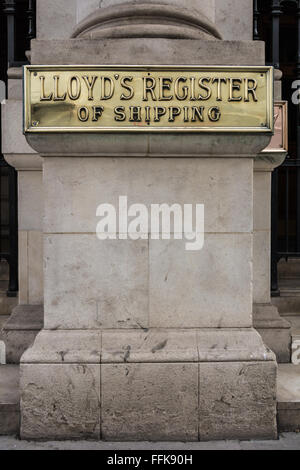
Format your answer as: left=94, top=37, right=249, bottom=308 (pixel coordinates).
left=21, top=330, right=101, bottom=364
left=20, top=364, right=100, bottom=439
left=27, top=133, right=270, bottom=159
left=36, top=0, right=76, bottom=40
left=102, top=329, right=198, bottom=363
left=199, top=361, right=277, bottom=440
left=44, top=235, right=148, bottom=330
left=149, top=235, right=252, bottom=328
left=253, top=304, right=291, bottom=363
left=101, top=363, right=198, bottom=441
left=30, top=38, right=265, bottom=66
left=197, top=328, right=275, bottom=362
left=18, top=231, right=43, bottom=305
left=1, top=305, right=43, bottom=364
left=3, top=331, right=38, bottom=364
left=44, top=233, right=252, bottom=329
left=1, top=100, right=37, bottom=156
left=253, top=230, right=270, bottom=304
left=277, top=364, right=300, bottom=432
left=0, top=365, right=19, bottom=435
left=215, top=0, right=253, bottom=41
left=44, top=157, right=252, bottom=234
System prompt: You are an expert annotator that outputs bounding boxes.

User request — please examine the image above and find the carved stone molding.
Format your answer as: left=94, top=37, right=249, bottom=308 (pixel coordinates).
left=71, top=2, right=222, bottom=40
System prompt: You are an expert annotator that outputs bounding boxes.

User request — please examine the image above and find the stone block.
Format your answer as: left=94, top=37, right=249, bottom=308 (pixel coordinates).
left=101, top=362, right=198, bottom=441
left=253, top=230, right=270, bottom=304
left=44, top=232, right=252, bottom=329
left=30, top=39, right=265, bottom=66
left=43, top=157, right=252, bottom=234
left=20, top=363, right=100, bottom=440
left=197, top=327, right=275, bottom=362
left=21, top=329, right=101, bottom=364
left=102, top=329, right=198, bottom=363
left=44, top=235, right=148, bottom=329
left=149, top=234, right=252, bottom=328
left=199, top=361, right=277, bottom=440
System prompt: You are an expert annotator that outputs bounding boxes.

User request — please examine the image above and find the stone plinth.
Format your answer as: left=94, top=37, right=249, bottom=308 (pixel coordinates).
left=21, top=328, right=276, bottom=440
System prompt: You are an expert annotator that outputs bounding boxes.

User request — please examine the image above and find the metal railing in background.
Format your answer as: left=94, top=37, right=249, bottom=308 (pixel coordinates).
left=254, top=0, right=300, bottom=295
left=0, top=0, right=36, bottom=296
left=2, top=0, right=35, bottom=67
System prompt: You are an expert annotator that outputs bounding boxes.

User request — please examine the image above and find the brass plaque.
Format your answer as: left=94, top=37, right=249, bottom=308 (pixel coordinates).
left=23, top=65, right=273, bottom=133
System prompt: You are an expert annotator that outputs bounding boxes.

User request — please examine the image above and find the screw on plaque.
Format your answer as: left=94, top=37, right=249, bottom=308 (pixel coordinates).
left=261, top=123, right=266, bottom=126
left=32, top=121, right=39, bottom=126
left=34, top=72, right=37, bottom=76
left=114, top=74, right=119, bottom=80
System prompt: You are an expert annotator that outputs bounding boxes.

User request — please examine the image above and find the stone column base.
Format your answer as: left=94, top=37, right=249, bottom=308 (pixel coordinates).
left=20, top=328, right=277, bottom=441
left=253, top=303, right=291, bottom=363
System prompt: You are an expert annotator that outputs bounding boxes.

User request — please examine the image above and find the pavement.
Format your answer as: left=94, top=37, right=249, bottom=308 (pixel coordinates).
left=0, top=432, right=300, bottom=450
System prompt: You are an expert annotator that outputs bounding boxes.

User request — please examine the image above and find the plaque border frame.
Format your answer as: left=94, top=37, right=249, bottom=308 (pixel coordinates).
left=23, top=64, right=274, bottom=134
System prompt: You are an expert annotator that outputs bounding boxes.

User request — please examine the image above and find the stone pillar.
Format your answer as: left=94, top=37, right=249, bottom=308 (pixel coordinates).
left=1, top=68, right=43, bottom=363
left=252, top=69, right=291, bottom=363
left=253, top=154, right=291, bottom=363
left=19, top=1, right=277, bottom=440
